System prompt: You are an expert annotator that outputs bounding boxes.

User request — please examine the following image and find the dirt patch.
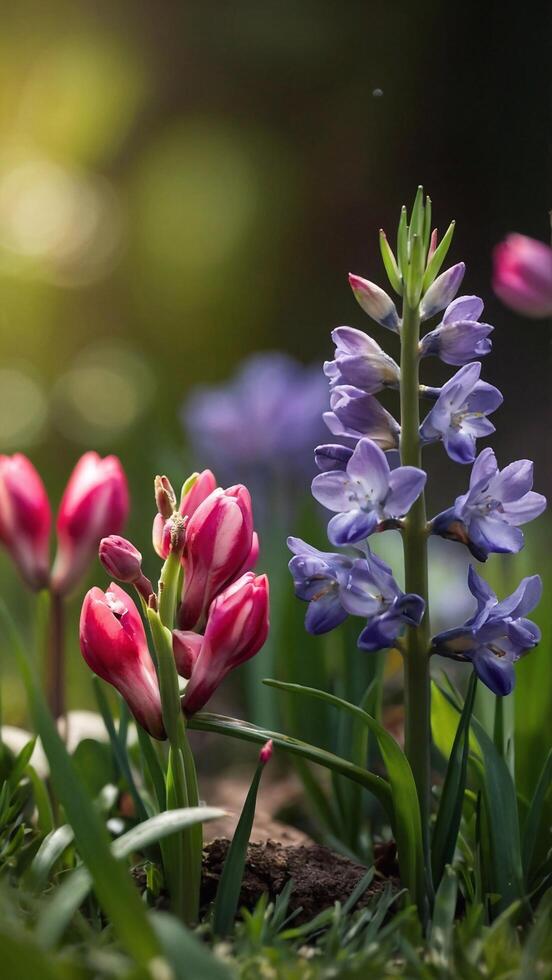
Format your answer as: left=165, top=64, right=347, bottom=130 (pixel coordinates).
left=201, top=838, right=398, bottom=922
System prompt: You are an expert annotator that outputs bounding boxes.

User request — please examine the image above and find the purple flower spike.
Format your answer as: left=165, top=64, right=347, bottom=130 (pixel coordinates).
left=431, top=565, right=542, bottom=695
left=325, top=327, right=400, bottom=392
left=420, top=363, right=502, bottom=464
left=312, top=437, right=426, bottom=546
left=324, top=385, right=400, bottom=449
left=340, top=552, right=425, bottom=651
left=314, top=444, right=354, bottom=473
left=431, top=448, right=546, bottom=560
left=287, top=537, right=354, bottom=634
left=419, top=295, right=494, bottom=366
left=420, top=263, right=466, bottom=320
left=348, top=274, right=400, bottom=332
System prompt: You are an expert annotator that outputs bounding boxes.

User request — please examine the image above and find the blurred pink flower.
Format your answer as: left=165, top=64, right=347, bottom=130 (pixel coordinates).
left=493, top=233, right=552, bottom=317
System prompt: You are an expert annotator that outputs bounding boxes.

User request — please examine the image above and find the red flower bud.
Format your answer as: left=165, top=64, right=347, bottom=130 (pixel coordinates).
left=80, top=583, right=165, bottom=739
left=52, top=452, right=129, bottom=596
left=0, top=454, right=51, bottom=590
left=259, top=739, right=273, bottom=765
left=182, top=571, right=269, bottom=715
left=179, top=484, right=258, bottom=630
left=99, top=534, right=154, bottom=602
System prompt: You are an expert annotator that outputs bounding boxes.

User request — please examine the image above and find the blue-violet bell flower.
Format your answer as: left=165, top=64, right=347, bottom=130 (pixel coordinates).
left=324, top=327, right=400, bottom=392
left=311, top=437, right=427, bottom=545
left=348, top=274, right=400, bottom=332
left=287, top=537, right=354, bottom=634
left=420, top=262, right=466, bottom=320
left=419, top=362, right=502, bottom=464
left=431, top=565, right=542, bottom=695
left=431, top=447, right=546, bottom=560
left=344, top=552, right=425, bottom=651
left=324, top=385, right=400, bottom=448
left=419, top=296, right=494, bottom=366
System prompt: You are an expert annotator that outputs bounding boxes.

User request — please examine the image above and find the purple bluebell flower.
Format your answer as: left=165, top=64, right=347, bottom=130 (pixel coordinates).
left=324, top=385, right=400, bottom=449
left=311, top=437, right=426, bottom=545
left=287, top=537, right=355, bottom=634
left=419, top=363, right=502, bottom=464
left=182, top=352, right=328, bottom=484
left=431, top=448, right=546, bottom=560
left=324, top=327, right=400, bottom=392
left=420, top=263, right=465, bottom=320
left=419, top=296, right=494, bottom=366
left=348, top=274, right=400, bottom=332
left=343, top=552, right=425, bottom=651
left=314, top=444, right=354, bottom=473
left=431, top=566, right=542, bottom=695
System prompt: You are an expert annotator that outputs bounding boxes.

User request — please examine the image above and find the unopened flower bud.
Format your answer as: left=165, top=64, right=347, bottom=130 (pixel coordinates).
left=420, top=262, right=465, bottom=320
left=80, top=584, right=165, bottom=739
left=348, top=274, right=400, bottom=332
left=492, top=233, right=552, bottom=317
left=99, top=534, right=154, bottom=603
left=170, top=514, right=187, bottom=555
left=155, top=476, right=176, bottom=519
left=0, top=453, right=51, bottom=590
left=259, top=739, right=273, bottom=765
left=52, top=453, right=129, bottom=597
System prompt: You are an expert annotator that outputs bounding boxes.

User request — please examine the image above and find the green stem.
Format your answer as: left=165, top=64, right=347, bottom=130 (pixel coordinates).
left=400, top=299, right=432, bottom=869
left=46, top=591, right=65, bottom=721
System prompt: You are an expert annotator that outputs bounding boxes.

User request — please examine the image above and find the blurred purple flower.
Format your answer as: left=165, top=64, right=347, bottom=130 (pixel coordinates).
left=431, top=447, right=546, bottom=560
left=324, top=385, right=400, bottom=449
left=431, top=565, right=542, bottom=695
left=419, top=296, right=493, bottom=366
left=311, top=437, right=426, bottom=545
left=182, top=353, right=328, bottom=485
left=420, top=363, right=502, bottom=464
left=324, top=327, right=400, bottom=392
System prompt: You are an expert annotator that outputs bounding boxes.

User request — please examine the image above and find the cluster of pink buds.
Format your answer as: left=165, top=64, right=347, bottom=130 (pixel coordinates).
left=79, top=470, right=269, bottom=739
left=0, top=451, right=129, bottom=595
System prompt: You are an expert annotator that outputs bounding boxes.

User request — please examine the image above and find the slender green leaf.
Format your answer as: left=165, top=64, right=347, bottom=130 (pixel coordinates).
left=152, top=912, right=234, bottom=979
left=188, top=711, right=392, bottom=813
left=429, top=866, right=457, bottom=963
left=36, top=806, right=223, bottom=948
left=27, top=824, right=74, bottom=891
left=432, top=674, right=477, bottom=885
left=93, top=677, right=149, bottom=822
left=213, top=759, right=266, bottom=936
left=137, top=723, right=166, bottom=813
left=26, top=763, right=54, bottom=835
left=0, top=598, right=161, bottom=966
left=397, top=205, right=408, bottom=276
left=8, top=737, right=36, bottom=788
left=522, top=747, right=552, bottom=880
left=263, top=679, right=425, bottom=913
left=470, top=715, right=524, bottom=912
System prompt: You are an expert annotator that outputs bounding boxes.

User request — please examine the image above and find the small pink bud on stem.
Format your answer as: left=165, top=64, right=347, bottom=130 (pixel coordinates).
left=155, top=475, right=177, bottom=519
left=99, top=535, right=154, bottom=604
left=259, top=739, right=273, bottom=765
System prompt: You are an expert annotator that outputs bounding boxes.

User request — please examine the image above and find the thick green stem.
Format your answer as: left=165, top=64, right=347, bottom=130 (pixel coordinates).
left=399, top=300, right=432, bottom=866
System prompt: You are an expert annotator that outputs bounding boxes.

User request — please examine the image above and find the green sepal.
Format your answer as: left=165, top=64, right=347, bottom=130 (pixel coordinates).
left=379, top=229, right=402, bottom=294
left=397, top=205, right=409, bottom=277
left=409, top=185, right=425, bottom=241
left=423, top=220, right=455, bottom=291
left=406, top=234, right=425, bottom=307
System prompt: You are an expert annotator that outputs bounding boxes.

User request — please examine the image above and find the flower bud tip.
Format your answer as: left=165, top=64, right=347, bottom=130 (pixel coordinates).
left=259, top=739, right=273, bottom=765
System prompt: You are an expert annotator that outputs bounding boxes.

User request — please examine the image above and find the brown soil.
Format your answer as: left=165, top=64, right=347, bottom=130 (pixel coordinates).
left=201, top=838, right=399, bottom=923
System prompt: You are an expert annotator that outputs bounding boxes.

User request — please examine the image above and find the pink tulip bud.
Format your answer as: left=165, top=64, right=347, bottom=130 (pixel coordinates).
left=259, top=739, right=273, bottom=765
left=52, top=453, right=129, bottom=596
left=178, top=484, right=257, bottom=631
left=99, top=535, right=154, bottom=602
left=0, top=454, right=51, bottom=590
left=493, top=233, right=552, bottom=317
left=182, top=572, right=269, bottom=715
left=80, top=583, right=165, bottom=739
left=152, top=469, right=217, bottom=560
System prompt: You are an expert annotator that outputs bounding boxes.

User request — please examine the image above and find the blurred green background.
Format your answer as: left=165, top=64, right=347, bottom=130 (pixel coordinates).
left=0, top=1, right=550, bottom=726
